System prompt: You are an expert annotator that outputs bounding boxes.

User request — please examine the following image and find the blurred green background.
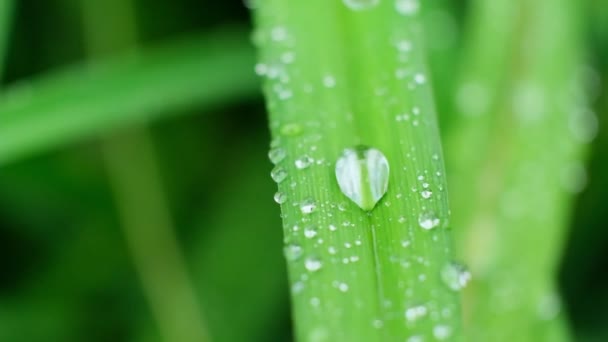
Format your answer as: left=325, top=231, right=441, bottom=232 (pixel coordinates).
left=0, top=0, right=606, bottom=341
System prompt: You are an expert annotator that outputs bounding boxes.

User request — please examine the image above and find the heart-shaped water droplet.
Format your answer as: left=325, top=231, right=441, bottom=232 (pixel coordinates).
left=335, top=146, right=389, bottom=211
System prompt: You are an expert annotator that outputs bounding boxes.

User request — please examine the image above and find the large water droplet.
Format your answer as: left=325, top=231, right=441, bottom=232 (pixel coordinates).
left=343, top=0, right=380, bottom=11
left=440, top=261, right=472, bottom=291
left=271, top=166, right=288, bottom=183
left=335, top=146, right=389, bottom=211
left=268, top=147, right=286, bottom=164
left=304, top=256, right=323, bottom=272
left=418, top=211, right=440, bottom=230
left=274, top=192, right=287, bottom=204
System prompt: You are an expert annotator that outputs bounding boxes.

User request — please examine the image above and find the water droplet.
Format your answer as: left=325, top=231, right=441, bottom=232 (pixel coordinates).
left=418, top=211, right=440, bottom=230
left=284, top=243, right=303, bottom=261
left=338, top=282, right=349, bottom=292
left=406, top=336, right=423, bottom=342
left=274, top=192, right=287, bottom=204
left=335, top=146, right=389, bottom=211
left=405, top=304, right=428, bottom=322
left=268, top=147, right=286, bottom=164
left=271, top=166, right=288, bottom=183
left=414, top=73, right=426, bottom=84
left=421, top=190, right=433, bottom=199
left=305, top=257, right=323, bottom=272
left=300, top=198, right=317, bottom=214
left=295, top=155, right=314, bottom=169
left=433, top=325, right=452, bottom=340
left=343, top=0, right=380, bottom=11
left=395, top=0, right=419, bottom=15
left=304, top=226, right=318, bottom=239
left=441, top=261, right=472, bottom=291
left=323, top=75, right=336, bottom=88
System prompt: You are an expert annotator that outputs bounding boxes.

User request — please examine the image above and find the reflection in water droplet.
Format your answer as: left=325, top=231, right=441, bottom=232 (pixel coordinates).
left=271, top=166, right=288, bottom=183
left=335, top=146, right=389, bottom=211
left=295, top=155, right=314, bottom=169
left=304, top=226, right=318, bottom=239
left=441, top=261, right=472, bottom=291
left=300, top=198, right=317, bottom=214
left=274, top=192, right=287, bottom=204
left=343, top=0, right=380, bottom=11
left=418, top=211, right=440, bottom=230
left=305, top=257, right=323, bottom=272
left=268, top=147, right=286, bottom=164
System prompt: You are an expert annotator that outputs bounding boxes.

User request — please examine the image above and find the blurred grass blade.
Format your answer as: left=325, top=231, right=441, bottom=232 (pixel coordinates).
left=446, top=0, right=589, bottom=340
left=0, top=29, right=258, bottom=165
left=0, top=0, right=14, bottom=79
left=253, top=1, right=462, bottom=341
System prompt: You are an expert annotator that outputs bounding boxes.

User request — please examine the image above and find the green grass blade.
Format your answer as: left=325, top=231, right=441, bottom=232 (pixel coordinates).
left=0, top=0, right=14, bottom=79
left=253, top=1, right=462, bottom=341
left=0, top=29, right=258, bottom=165
left=446, top=0, right=589, bottom=340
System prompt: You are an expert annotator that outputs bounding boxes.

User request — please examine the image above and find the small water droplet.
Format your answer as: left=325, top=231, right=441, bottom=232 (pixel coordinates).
left=395, top=0, right=419, bottom=15
left=433, top=325, right=452, bottom=340
left=323, top=75, right=336, bottom=88
left=274, top=192, right=287, bottom=204
left=268, top=147, right=286, bottom=164
left=343, top=0, right=380, bottom=11
left=284, top=243, right=303, bottom=261
left=305, top=257, right=323, bottom=272
left=300, top=198, right=317, bottom=214
left=441, top=261, right=472, bottom=291
left=421, top=190, right=433, bottom=199
left=335, top=146, right=389, bottom=211
left=271, top=166, right=288, bottom=183
left=338, top=282, right=349, bottom=292
left=418, top=211, right=440, bottom=230
left=295, top=155, right=314, bottom=169
left=304, top=226, right=318, bottom=239
left=405, top=304, right=428, bottom=322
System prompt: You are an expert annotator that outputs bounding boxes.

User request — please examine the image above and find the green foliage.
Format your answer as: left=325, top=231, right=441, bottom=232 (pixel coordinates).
left=253, top=1, right=461, bottom=340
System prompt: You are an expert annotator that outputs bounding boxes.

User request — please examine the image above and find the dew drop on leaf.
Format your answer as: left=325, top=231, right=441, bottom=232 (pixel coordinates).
left=274, top=191, right=287, bottom=204
left=440, top=261, right=472, bottom=291
left=418, top=211, right=440, bottom=230
left=268, top=147, right=286, bottom=164
left=300, top=198, right=317, bottom=214
left=284, top=243, right=303, bottom=261
left=304, top=256, right=323, bottom=272
left=335, top=146, right=389, bottom=211
left=271, top=166, right=288, bottom=183
left=295, top=155, right=314, bottom=169
left=304, top=225, right=318, bottom=239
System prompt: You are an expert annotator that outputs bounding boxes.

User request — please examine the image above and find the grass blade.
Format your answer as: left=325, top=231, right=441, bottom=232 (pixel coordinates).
left=253, top=1, right=462, bottom=340
left=0, top=0, right=14, bottom=79
left=0, top=29, right=258, bottom=165
left=446, top=0, right=589, bottom=340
